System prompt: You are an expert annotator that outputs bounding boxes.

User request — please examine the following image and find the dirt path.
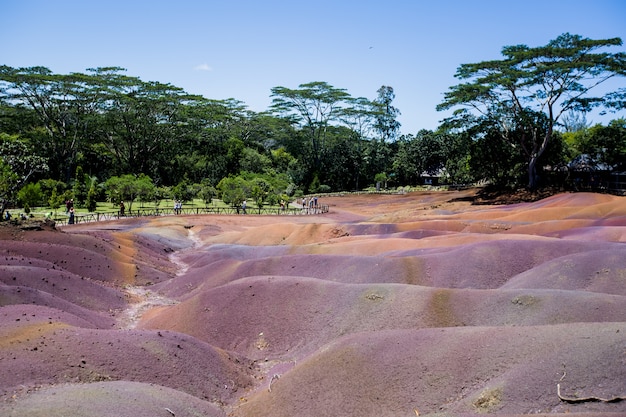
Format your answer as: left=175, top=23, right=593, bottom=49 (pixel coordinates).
left=116, top=228, right=201, bottom=329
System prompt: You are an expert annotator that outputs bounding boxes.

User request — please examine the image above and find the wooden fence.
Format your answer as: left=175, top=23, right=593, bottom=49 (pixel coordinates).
left=55, top=204, right=329, bottom=226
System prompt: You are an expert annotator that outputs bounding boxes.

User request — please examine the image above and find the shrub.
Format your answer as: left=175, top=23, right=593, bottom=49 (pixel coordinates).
left=17, top=182, right=43, bottom=208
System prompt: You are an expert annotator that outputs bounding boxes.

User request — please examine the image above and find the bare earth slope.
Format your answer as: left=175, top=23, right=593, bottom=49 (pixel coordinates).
left=1, top=190, right=625, bottom=416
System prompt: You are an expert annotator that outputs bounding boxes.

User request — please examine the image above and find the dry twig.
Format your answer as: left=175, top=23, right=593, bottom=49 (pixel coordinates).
left=268, top=374, right=280, bottom=392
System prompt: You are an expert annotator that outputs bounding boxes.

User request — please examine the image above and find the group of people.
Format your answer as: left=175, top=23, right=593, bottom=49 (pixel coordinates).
left=174, top=200, right=183, bottom=214
left=301, top=196, right=319, bottom=213
left=3, top=211, right=28, bottom=221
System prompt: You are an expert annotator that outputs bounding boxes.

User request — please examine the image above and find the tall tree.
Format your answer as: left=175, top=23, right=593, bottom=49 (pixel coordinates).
left=392, top=130, right=446, bottom=185
left=0, top=66, right=100, bottom=181
left=270, top=81, right=351, bottom=174
left=340, top=97, right=376, bottom=190
left=101, top=78, right=198, bottom=180
left=0, top=133, right=48, bottom=217
left=437, top=33, right=626, bottom=188
left=373, top=86, right=401, bottom=142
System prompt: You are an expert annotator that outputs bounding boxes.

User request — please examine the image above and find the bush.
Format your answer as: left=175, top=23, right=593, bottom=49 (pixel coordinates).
left=86, top=184, right=98, bottom=212
left=37, top=179, right=67, bottom=204
left=318, top=184, right=331, bottom=193
left=17, top=182, right=43, bottom=208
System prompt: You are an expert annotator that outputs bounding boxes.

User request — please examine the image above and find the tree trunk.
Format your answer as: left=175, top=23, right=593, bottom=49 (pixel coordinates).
left=528, top=128, right=552, bottom=190
left=528, top=155, right=539, bottom=190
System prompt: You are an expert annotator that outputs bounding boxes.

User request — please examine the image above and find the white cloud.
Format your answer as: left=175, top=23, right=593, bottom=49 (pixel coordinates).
left=194, top=63, right=213, bottom=71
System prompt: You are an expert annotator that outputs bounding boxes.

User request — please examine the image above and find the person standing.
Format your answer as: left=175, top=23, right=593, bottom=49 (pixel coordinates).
left=68, top=207, right=75, bottom=224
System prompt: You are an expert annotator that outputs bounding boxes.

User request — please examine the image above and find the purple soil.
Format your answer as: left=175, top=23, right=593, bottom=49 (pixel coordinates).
left=1, top=381, right=228, bottom=417
left=1, top=190, right=625, bottom=416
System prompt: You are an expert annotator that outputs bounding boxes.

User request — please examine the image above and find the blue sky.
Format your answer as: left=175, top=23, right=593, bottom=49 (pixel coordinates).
left=2, top=0, right=625, bottom=134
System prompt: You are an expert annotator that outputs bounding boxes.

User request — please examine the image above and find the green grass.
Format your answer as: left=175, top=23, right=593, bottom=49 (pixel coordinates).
left=18, top=198, right=286, bottom=220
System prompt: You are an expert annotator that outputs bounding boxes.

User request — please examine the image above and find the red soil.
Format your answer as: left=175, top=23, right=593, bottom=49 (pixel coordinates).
left=1, top=189, right=625, bottom=416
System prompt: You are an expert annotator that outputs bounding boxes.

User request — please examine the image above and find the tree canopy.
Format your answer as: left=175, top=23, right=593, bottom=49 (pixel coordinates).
left=1, top=33, right=625, bottom=217
left=438, top=33, right=626, bottom=188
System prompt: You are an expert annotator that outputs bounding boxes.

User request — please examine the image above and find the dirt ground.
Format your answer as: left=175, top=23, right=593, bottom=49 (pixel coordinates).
left=1, top=189, right=625, bottom=416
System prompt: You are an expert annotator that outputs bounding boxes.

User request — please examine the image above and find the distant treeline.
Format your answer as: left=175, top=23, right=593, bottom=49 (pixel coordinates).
left=1, top=33, right=625, bottom=215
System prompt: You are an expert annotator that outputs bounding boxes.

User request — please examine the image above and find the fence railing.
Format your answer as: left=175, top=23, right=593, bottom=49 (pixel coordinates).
left=55, top=204, right=329, bottom=226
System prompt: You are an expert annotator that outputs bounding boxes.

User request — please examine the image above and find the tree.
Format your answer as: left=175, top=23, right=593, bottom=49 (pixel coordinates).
left=340, top=97, right=376, bottom=190
left=48, top=188, right=64, bottom=216
left=172, top=178, right=194, bottom=203
left=72, top=166, right=88, bottom=207
left=17, top=182, right=43, bottom=208
left=0, top=134, right=48, bottom=217
left=250, top=177, right=271, bottom=208
left=438, top=33, right=626, bottom=189
left=0, top=160, right=19, bottom=219
left=198, top=179, right=216, bottom=207
left=0, top=66, right=100, bottom=181
left=135, top=175, right=156, bottom=207
left=575, top=118, right=626, bottom=169
left=217, top=176, right=249, bottom=208
left=392, top=130, right=446, bottom=185
left=37, top=179, right=67, bottom=207
left=86, top=182, right=98, bottom=212
left=100, top=76, right=199, bottom=180
left=104, top=174, right=152, bottom=212
left=373, top=86, right=401, bottom=142
left=239, top=147, right=271, bottom=174
left=271, top=81, right=351, bottom=173
left=440, top=131, right=474, bottom=186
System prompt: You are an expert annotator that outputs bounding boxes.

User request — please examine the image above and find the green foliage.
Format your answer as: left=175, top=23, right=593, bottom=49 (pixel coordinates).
left=438, top=33, right=626, bottom=188
left=17, top=182, right=43, bottom=208
left=271, top=147, right=296, bottom=173
left=250, top=177, right=271, bottom=208
left=72, top=166, right=88, bottom=207
left=0, top=158, right=19, bottom=215
left=48, top=188, right=64, bottom=213
left=373, top=86, right=401, bottom=142
left=240, top=148, right=272, bottom=174
left=317, top=184, right=331, bottom=193
left=154, top=186, right=170, bottom=206
left=105, top=173, right=154, bottom=212
left=198, top=180, right=216, bottom=207
left=36, top=179, right=68, bottom=204
left=392, top=130, right=448, bottom=185
left=217, top=176, right=248, bottom=207
left=1, top=40, right=624, bottom=197
left=86, top=183, right=98, bottom=212
left=172, top=180, right=193, bottom=202
left=135, top=175, right=156, bottom=205
left=574, top=119, right=626, bottom=169
left=374, top=172, right=388, bottom=183
left=309, top=174, right=320, bottom=194
left=271, top=81, right=352, bottom=172
left=0, top=133, right=48, bottom=216
left=469, top=128, right=525, bottom=187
